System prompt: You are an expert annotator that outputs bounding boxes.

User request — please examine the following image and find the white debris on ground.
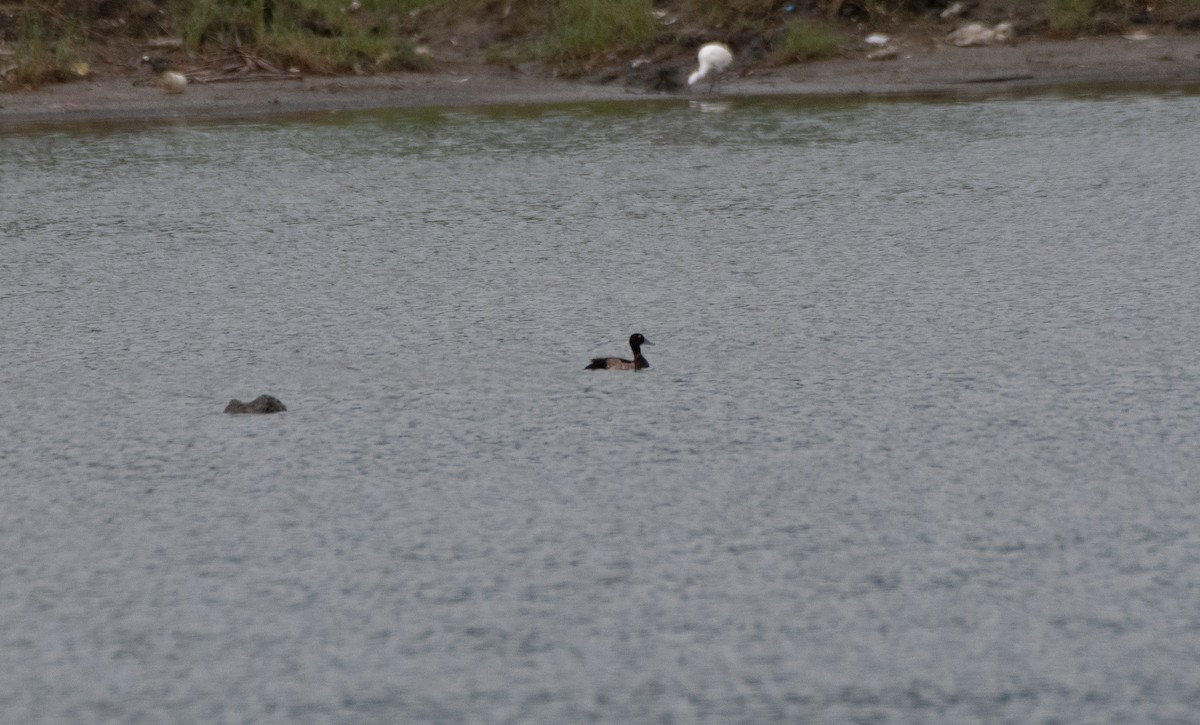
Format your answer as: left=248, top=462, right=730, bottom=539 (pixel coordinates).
left=946, top=21, right=1015, bottom=47
left=940, top=2, right=967, bottom=19
left=863, top=32, right=898, bottom=61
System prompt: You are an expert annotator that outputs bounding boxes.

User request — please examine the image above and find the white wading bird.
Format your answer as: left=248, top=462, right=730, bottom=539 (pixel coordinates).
left=687, top=42, right=733, bottom=94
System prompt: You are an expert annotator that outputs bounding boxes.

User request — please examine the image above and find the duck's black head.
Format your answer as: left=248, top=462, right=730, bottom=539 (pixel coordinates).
left=629, top=333, right=651, bottom=349
left=141, top=55, right=170, bottom=73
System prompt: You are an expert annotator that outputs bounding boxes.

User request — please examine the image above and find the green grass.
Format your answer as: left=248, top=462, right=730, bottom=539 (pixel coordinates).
left=776, top=19, right=843, bottom=61
left=1042, top=0, right=1180, bottom=32
left=260, top=30, right=425, bottom=73
left=684, top=0, right=780, bottom=28
left=171, top=0, right=264, bottom=50
left=5, top=0, right=666, bottom=80
left=522, top=0, right=660, bottom=74
left=1, top=3, right=87, bottom=88
left=1145, top=0, right=1200, bottom=23
left=1044, top=0, right=1100, bottom=31
left=167, top=0, right=427, bottom=72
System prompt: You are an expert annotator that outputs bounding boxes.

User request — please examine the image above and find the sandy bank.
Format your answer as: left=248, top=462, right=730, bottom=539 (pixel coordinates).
left=2, top=34, right=1199, bottom=129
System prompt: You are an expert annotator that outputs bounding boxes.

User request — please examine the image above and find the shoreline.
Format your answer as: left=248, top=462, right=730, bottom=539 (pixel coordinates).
left=2, top=34, right=1200, bottom=129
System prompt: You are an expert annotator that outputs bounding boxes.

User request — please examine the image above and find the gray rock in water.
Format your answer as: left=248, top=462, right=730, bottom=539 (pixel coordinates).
left=224, top=394, right=287, bottom=414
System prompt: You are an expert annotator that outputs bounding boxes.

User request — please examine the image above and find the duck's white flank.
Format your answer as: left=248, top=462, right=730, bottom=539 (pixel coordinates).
left=157, top=71, right=188, bottom=95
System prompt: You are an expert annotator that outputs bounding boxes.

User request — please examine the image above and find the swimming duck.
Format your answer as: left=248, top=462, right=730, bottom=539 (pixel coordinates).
left=688, top=42, right=733, bottom=94
left=585, top=334, right=652, bottom=371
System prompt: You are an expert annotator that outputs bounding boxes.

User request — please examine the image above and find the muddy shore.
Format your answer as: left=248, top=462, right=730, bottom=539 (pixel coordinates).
left=2, top=33, right=1199, bottom=129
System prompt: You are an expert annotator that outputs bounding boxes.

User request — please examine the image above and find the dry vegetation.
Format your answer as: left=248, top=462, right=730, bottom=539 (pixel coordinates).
left=2, top=0, right=1200, bottom=88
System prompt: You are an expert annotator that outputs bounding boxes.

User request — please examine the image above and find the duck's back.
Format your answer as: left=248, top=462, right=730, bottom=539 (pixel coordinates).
left=586, top=356, right=635, bottom=370
left=585, top=356, right=648, bottom=370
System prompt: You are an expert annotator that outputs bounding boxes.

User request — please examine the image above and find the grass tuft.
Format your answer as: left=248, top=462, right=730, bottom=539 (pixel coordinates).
left=1148, top=0, right=1200, bottom=24
left=2, top=3, right=87, bottom=88
left=685, top=0, right=780, bottom=28
left=524, top=0, right=660, bottom=75
left=166, top=0, right=426, bottom=73
left=1044, top=0, right=1100, bottom=31
left=776, top=19, right=843, bottom=61
left=260, top=31, right=425, bottom=73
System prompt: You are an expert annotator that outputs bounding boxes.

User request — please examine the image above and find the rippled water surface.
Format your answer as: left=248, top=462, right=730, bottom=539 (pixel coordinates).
left=3, top=93, right=1200, bottom=723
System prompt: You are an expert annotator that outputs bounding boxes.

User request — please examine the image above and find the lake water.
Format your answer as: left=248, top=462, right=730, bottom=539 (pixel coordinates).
left=3, top=91, right=1200, bottom=723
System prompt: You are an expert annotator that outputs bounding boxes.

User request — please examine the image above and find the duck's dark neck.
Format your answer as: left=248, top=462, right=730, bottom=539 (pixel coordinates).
left=631, top=343, right=649, bottom=369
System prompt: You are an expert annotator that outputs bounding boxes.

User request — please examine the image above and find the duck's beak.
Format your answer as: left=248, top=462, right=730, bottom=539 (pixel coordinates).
left=642, top=338, right=654, bottom=345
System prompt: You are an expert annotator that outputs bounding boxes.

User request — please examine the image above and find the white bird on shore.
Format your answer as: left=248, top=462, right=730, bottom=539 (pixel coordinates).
left=688, top=42, right=733, bottom=94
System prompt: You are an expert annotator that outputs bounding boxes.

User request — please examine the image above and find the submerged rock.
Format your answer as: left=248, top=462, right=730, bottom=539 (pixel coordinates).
left=224, top=394, right=287, bottom=414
